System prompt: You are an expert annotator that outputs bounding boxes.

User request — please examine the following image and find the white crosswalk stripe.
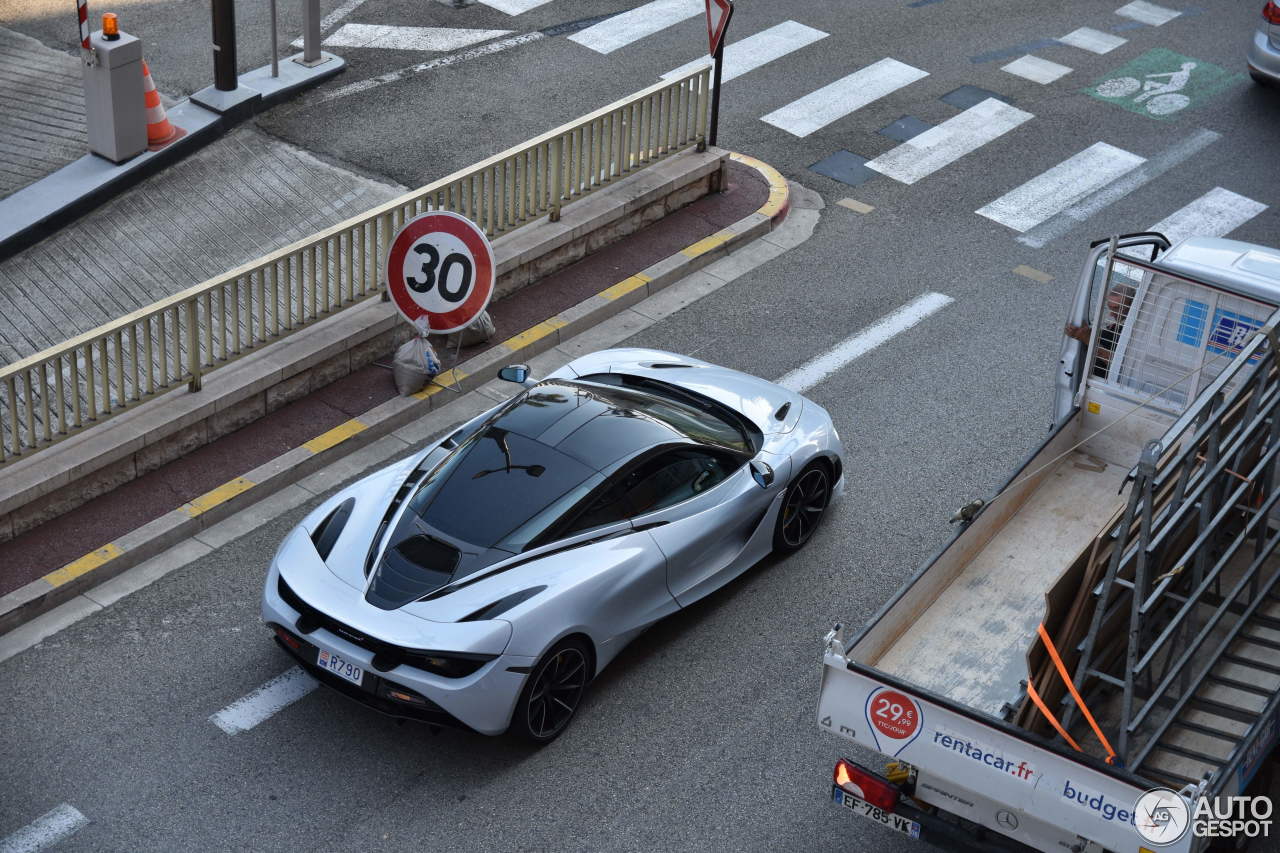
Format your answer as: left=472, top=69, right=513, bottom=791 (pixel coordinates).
left=662, top=21, right=828, bottom=85
left=322, top=24, right=512, bottom=51
left=760, top=57, right=928, bottom=138
left=1150, top=188, right=1268, bottom=244
left=977, top=142, right=1145, bottom=232
left=1059, top=26, right=1127, bottom=53
left=1115, top=0, right=1181, bottom=26
left=1001, top=55, right=1072, bottom=84
left=476, top=0, right=555, bottom=13
left=210, top=667, right=319, bottom=735
left=866, top=99, right=1033, bottom=185
left=568, top=0, right=701, bottom=54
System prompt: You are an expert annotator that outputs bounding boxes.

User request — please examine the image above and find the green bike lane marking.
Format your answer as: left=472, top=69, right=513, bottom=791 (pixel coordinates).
left=1086, top=48, right=1245, bottom=120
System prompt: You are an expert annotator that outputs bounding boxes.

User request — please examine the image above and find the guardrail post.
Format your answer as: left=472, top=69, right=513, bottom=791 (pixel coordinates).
left=186, top=299, right=203, bottom=391
left=550, top=136, right=563, bottom=222
left=695, top=70, right=709, bottom=151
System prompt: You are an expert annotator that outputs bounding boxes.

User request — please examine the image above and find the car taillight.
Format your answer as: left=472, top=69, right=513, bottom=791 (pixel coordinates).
left=834, top=759, right=900, bottom=812
left=1265, top=1, right=1280, bottom=24
left=274, top=624, right=303, bottom=652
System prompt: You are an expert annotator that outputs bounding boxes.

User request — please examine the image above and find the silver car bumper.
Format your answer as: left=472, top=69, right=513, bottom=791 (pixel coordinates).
left=1248, top=28, right=1280, bottom=83
left=262, top=560, right=534, bottom=736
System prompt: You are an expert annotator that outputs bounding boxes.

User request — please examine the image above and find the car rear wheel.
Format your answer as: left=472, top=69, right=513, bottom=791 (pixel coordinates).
left=511, top=638, right=591, bottom=744
left=773, top=462, right=831, bottom=553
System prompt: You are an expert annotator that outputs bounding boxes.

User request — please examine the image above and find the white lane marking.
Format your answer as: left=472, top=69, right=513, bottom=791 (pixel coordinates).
left=322, top=24, right=512, bottom=51
left=662, top=21, right=827, bottom=85
left=568, top=0, right=701, bottom=54
left=210, top=667, right=319, bottom=735
left=477, top=0, right=555, bottom=13
left=1115, top=0, right=1181, bottom=26
left=866, top=99, right=1033, bottom=185
left=1149, top=187, right=1268, bottom=244
left=289, top=0, right=374, bottom=48
left=1001, top=54, right=1072, bottom=84
left=1059, top=26, right=1127, bottom=53
left=0, top=805, right=88, bottom=853
left=1018, top=128, right=1221, bottom=248
left=776, top=293, right=955, bottom=393
left=306, top=31, right=546, bottom=106
left=977, top=142, right=1145, bottom=232
left=760, top=57, right=928, bottom=138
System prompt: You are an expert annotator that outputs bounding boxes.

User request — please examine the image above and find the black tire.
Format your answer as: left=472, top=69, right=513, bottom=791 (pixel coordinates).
left=510, top=637, right=591, bottom=744
left=773, top=461, right=831, bottom=553
left=1251, top=70, right=1272, bottom=87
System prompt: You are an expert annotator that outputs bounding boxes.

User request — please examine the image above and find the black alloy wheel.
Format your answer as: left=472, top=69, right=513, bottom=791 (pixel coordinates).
left=513, top=639, right=590, bottom=743
left=774, top=463, right=831, bottom=553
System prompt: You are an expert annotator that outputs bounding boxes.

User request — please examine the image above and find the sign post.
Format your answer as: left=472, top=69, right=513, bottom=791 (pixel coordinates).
left=384, top=211, right=496, bottom=390
left=705, top=0, right=733, bottom=148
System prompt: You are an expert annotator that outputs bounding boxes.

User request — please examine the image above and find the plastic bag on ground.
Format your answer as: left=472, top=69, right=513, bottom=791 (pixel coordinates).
left=393, top=317, right=442, bottom=396
left=439, top=310, right=496, bottom=349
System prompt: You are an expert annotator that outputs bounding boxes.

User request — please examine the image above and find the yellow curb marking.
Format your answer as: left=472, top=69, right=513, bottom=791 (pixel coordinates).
left=502, top=317, right=568, bottom=352
left=303, top=419, right=368, bottom=454
left=681, top=231, right=735, bottom=259
left=43, top=543, right=125, bottom=588
left=411, top=368, right=468, bottom=400
left=600, top=273, right=651, bottom=302
left=729, top=151, right=789, bottom=221
left=181, top=477, right=256, bottom=517
left=1013, top=265, right=1053, bottom=284
left=837, top=198, right=875, bottom=214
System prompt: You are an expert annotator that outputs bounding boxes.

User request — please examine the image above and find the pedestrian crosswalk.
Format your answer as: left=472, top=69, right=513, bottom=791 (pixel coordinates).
left=977, top=142, right=1145, bottom=232
left=662, top=21, right=827, bottom=85
left=760, top=58, right=929, bottom=138
left=548, top=2, right=1267, bottom=247
left=866, top=99, right=1033, bottom=185
left=568, top=0, right=701, bottom=54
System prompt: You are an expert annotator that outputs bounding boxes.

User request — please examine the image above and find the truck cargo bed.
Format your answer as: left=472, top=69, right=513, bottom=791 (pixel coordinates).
left=870, top=448, right=1127, bottom=715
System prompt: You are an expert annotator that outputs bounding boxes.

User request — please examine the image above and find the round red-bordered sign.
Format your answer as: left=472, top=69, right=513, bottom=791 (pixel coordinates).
left=384, top=211, right=495, bottom=334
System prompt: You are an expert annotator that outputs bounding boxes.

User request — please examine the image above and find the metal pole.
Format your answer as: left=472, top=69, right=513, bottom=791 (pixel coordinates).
left=269, top=0, right=279, bottom=77
left=708, top=34, right=725, bottom=148
left=211, top=0, right=237, bottom=92
left=301, top=0, right=321, bottom=65
left=75, top=0, right=95, bottom=65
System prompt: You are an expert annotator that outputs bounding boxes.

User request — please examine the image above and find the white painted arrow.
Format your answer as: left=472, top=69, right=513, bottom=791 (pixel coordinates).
left=321, top=23, right=513, bottom=51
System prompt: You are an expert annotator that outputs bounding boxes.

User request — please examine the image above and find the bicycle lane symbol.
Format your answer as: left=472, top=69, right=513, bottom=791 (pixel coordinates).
left=1086, top=48, right=1244, bottom=120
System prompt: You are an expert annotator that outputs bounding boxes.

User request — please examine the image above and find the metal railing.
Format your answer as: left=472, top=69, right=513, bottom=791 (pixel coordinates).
left=0, top=66, right=711, bottom=464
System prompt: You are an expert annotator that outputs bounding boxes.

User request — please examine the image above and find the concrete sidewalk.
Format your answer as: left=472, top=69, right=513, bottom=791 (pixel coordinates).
left=0, top=126, right=402, bottom=363
left=0, top=159, right=772, bottom=604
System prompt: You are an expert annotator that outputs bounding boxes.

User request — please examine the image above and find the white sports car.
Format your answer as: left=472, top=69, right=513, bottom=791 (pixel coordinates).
left=262, top=348, right=844, bottom=742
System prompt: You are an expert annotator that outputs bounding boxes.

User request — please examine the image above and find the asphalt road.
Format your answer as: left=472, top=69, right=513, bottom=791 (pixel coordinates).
left=3, top=0, right=1280, bottom=851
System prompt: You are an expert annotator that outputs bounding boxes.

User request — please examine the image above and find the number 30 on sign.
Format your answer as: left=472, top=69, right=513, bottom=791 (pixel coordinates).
left=384, top=211, right=496, bottom=335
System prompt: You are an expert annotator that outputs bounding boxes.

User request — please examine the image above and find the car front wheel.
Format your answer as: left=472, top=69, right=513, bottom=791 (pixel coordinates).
left=511, top=638, right=591, bottom=744
left=773, top=461, right=831, bottom=553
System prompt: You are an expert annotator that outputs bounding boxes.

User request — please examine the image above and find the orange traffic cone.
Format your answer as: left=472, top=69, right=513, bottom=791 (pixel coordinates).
left=142, top=61, right=182, bottom=150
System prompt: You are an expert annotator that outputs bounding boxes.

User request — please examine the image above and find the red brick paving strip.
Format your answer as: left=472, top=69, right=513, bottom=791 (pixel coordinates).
left=0, top=162, right=768, bottom=594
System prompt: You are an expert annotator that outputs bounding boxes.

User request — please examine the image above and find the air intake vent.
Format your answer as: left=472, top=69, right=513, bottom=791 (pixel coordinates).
left=365, top=534, right=460, bottom=610
left=645, top=362, right=692, bottom=369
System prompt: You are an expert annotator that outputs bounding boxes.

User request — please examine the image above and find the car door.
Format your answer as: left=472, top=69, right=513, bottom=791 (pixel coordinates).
left=614, top=447, right=780, bottom=608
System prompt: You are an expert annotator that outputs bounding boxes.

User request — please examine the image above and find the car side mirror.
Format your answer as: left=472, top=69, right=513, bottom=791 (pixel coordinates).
left=498, top=364, right=532, bottom=386
left=750, top=460, right=774, bottom=489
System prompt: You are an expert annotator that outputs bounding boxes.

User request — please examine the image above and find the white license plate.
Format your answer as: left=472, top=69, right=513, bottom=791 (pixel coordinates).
left=832, top=786, right=921, bottom=839
left=318, top=649, right=364, bottom=686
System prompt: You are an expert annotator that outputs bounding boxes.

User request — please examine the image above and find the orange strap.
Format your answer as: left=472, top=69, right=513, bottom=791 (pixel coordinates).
left=1037, top=623, right=1118, bottom=765
left=1025, top=679, right=1083, bottom=752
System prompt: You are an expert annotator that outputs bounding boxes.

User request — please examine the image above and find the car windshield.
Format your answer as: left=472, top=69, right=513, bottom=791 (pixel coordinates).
left=570, top=375, right=754, bottom=454
left=407, top=426, right=599, bottom=550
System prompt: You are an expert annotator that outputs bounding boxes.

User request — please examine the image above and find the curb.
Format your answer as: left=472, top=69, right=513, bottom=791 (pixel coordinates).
left=0, top=153, right=791, bottom=638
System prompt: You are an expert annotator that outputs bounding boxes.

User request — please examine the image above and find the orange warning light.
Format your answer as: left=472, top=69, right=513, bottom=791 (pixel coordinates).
left=101, top=12, right=119, bottom=38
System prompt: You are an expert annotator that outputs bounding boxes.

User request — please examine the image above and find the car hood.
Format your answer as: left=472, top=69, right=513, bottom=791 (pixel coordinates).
left=559, top=347, right=803, bottom=434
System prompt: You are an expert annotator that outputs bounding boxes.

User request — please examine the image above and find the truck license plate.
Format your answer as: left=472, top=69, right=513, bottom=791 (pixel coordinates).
left=832, top=786, right=921, bottom=839
left=318, top=649, right=364, bottom=686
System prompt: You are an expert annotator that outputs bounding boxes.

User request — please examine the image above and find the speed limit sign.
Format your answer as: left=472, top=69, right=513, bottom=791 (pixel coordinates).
left=384, top=211, right=495, bottom=334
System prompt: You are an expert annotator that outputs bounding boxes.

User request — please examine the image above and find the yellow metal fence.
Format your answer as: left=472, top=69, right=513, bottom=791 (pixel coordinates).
left=0, top=67, right=711, bottom=464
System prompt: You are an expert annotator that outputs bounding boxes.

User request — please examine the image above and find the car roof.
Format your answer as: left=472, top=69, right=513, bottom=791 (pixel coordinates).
left=492, top=379, right=702, bottom=470
left=1158, top=237, right=1280, bottom=305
